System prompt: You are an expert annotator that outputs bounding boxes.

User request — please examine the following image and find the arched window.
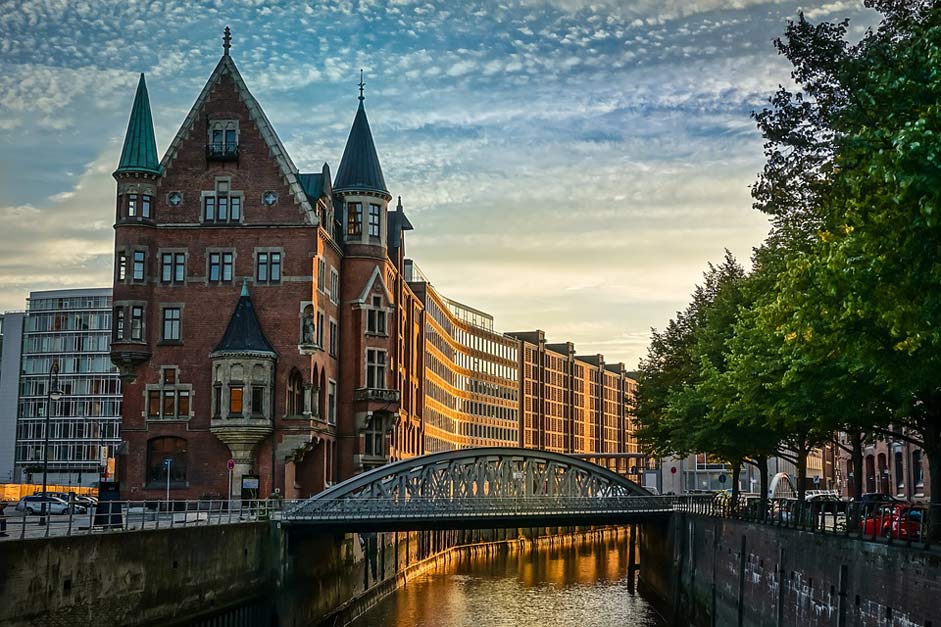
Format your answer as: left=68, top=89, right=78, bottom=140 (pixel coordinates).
left=147, top=436, right=187, bottom=485
left=287, top=369, right=304, bottom=416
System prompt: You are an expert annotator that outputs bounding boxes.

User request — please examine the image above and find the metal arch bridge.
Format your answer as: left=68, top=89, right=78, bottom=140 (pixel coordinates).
left=284, top=447, right=679, bottom=531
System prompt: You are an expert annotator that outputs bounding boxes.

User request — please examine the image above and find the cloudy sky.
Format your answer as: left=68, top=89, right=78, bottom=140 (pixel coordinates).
left=0, top=0, right=875, bottom=367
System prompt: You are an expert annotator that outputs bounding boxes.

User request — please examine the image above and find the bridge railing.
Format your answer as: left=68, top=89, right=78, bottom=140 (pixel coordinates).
left=675, top=494, right=939, bottom=551
left=0, top=498, right=297, bottom=541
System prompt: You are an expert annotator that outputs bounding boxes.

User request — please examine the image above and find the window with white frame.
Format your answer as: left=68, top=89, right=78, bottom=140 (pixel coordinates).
left=367, top=295, right=386, bottom=335
left=327, top=380, right=337, bottom=424
left=162, top=307, right=181, bottom=342
left=366, top=349, right=386, bottom=389
left=203, top=179, right=242, bottom=223
left=330, top=268, right=339, bottom=303
left=329, top=319, right=338, bottom=356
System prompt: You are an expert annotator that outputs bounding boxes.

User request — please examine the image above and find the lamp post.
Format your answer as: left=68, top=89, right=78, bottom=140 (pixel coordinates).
left=164, top=457, right=173, bottom=509
left=39, top=359, right=64, bottom=526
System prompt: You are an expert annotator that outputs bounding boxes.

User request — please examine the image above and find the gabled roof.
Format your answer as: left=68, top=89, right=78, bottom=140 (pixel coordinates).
left=334, top=101, right=388, bottom=196
left=212, top=283, right=277, bottom=357
left=158, top=52, right=318, bottom=225
left=115, top=74, right=161, bottom=176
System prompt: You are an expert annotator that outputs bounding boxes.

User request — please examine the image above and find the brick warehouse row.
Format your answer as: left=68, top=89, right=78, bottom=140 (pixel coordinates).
left=109, top=33, right=642, bottom=500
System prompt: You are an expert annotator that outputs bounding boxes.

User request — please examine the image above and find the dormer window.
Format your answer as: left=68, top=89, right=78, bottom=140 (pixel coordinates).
left=207, top=120, right=239, bottom=160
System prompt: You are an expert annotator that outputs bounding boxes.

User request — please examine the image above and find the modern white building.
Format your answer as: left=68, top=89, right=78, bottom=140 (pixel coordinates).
left=0, top=311, right=25, bottom=482
left=12, top=288, right=121, bottom=487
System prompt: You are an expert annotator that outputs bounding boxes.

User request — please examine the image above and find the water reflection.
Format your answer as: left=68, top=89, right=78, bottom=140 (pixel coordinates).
left=349, top=533, right=665, bottom=627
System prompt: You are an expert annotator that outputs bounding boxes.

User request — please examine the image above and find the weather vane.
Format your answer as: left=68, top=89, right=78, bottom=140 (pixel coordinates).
left=358, top=69, right=365, bottom=102
left=223, top=26, right=231, bottom=55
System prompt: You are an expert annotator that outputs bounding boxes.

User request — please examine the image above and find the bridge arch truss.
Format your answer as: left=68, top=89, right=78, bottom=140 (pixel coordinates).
left=284, top=447, right=670, bottom=530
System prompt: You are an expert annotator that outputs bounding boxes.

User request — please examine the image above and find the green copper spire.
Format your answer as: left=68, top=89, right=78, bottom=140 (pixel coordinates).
left=115, top=73, right=161, bottom=176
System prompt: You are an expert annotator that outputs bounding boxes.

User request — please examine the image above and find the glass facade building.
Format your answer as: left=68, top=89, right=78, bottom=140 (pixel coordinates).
left=14, top=288, right=121, bottom=486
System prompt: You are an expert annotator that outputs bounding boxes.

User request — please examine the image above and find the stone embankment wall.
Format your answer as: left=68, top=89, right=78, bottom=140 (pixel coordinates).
left=0, top=523, right=278, bottom=627
left=639, top=512, right=940, bottom=627
left=0, top=523, right=625, bottom=627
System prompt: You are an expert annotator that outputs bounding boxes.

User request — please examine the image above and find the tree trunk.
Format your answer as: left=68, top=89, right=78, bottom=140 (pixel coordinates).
left=731, top=461, right=741, bottom=516
left=796, top=444, right=808, bottom=504
left=851, top=430, right=864, bottom=500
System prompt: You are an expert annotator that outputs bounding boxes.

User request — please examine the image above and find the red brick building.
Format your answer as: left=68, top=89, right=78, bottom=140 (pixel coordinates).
left=110, top=35, right=421, bottom=500
left=109, top=32, right=639, bottom=501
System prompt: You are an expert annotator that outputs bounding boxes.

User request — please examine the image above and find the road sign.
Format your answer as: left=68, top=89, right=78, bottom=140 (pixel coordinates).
left=227, top=459, right=235, bottom=471
left=718, top=473, right=727, bottom=484
left=670, top=466, right=677, bottom=474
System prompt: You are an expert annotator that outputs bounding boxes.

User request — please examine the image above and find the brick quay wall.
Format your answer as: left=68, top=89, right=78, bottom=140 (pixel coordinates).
left=639, top=512, right=940, bottom=627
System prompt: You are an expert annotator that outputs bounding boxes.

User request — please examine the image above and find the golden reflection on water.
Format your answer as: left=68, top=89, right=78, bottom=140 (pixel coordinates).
left=349, top=532, right=665, bottom=627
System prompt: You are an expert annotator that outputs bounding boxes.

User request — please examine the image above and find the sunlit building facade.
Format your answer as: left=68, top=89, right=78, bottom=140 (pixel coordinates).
left=406, top=263, right=519, bottom=452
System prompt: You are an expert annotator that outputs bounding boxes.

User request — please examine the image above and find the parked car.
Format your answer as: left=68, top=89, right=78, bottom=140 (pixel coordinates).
left=67, top=493, right=98, bottom=507
left=14, top=495, right=86, bottom=515
left=859, top=503, right=922, bottom=539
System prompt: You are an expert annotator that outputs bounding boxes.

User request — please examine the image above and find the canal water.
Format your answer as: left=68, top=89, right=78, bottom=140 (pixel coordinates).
left=348, top=533, right=666, bottom=627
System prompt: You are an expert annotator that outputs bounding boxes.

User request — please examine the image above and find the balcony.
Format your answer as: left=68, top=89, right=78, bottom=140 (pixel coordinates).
left=353, top=388, right=401, bottom=403
left=206, top=142, right=239, bottom=162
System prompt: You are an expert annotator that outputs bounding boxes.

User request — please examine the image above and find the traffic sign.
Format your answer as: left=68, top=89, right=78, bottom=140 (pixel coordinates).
left=227, top=459, right=236, bottom=471
left=670, top=466, right=677, bottom=474
left=718, top=473, right=727, bottom=484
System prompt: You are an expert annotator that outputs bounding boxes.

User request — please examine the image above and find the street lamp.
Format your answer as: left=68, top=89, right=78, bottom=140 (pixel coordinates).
left=39, top=359, right=64, bottom=526
left=164, top=457, right=173, bottom=509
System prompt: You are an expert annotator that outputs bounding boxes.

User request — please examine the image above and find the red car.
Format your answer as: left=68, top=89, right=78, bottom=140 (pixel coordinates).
left=859, top=504, right=923, bottom=539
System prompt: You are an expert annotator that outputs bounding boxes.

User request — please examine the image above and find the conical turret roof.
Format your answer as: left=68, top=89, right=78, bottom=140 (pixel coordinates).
left=115, top=74, right=161, bottom=176
left=212, top=283, right=277, bottom=357
left=334, top=101, right=388, bottom=196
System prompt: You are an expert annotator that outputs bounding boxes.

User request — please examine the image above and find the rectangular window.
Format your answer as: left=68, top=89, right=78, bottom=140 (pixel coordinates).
left=270, top=252, right=281, bottom=282
left=347, top=202, right=363, bottom=236
left=132, top=251, right=145, bottom=281
left=257, top=252, right=268, bottom=282
left=225, top=128, right=236, bottom=146
left=163, top=389, right=175, bottom=417
left=221, top=252, right=233, bottom=282
left=328, top=381, right=337, bottom=425
left=174, top=253, right=185, bottom=282
left=127, top=194, right=138, bottom=217
left=330, top=269, right=339, bottom=303
left=148, top=390, right=160, bottom=417
left=317, top=311, right=325, bottom=347
left=209, top=253, right=221, bottom=281
left=117, top=251, right=127, bottom=281
left=317, top=258, right=326, bottom=292
left=115, top=307, right=126, bottom=340
left=368, top=204, right=381, bottom=237
left=213, top=385, right=222, bottom=418
left=162, top=307, right=181, bottom=341
left=161, top=253, right=173, bottom=283
left=204, top=196, right=216, bottom=221
left=329, top=320, right=337, bottom=357
left=130, top=306, right=144, bottom=340
left=218, top=196, right=228, bottom=221
left=230, top=196, right=241, bottom=221
left=177, top=390, right=190, bottom=417
left=229, top=386, right=243, bottom=415
left=366, top=349, right=386, bottom=389
left=141, top=195, right=152, bottom=218
left=251, top=386, right=265, bottom=416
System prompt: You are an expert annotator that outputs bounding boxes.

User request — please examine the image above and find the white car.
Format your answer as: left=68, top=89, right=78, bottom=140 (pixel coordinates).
left=15, top=495, right=85, bottom=515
